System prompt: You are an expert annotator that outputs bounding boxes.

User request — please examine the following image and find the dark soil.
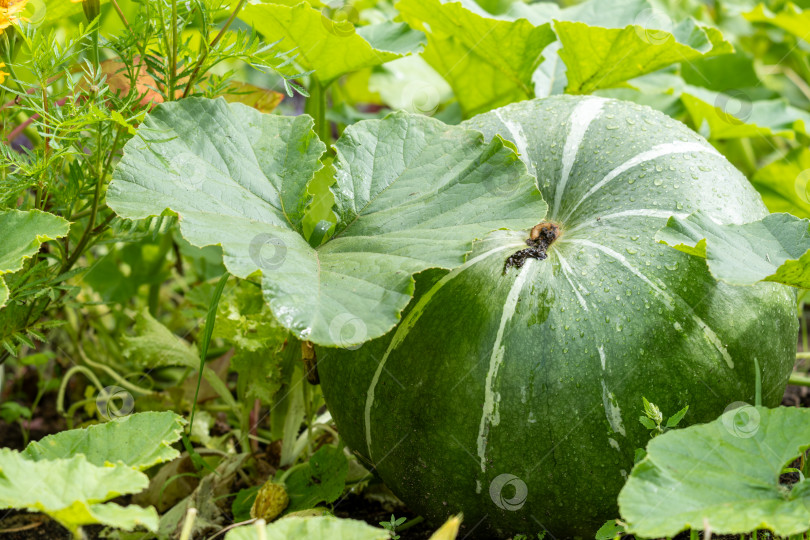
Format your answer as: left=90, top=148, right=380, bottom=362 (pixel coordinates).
left=782, top=384, right=810, bottom=408
left=333, top=491, right=436, bottom=539
left=0, top=511, right=103, bottom=540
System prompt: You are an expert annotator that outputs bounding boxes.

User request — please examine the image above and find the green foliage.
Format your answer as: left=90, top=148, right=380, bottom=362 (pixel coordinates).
left=379, top=514, right=406, bottom=539
left=657, top=212, right=810, bottom=288
left=397, top=0, right=556, bottom=115
left=2, top=0, right=810, bottom=538
left=619, top=406, right=810, bottom=537
left=282, top=445, right=349, bottom=512
left=239, top=2, right=423, bottom=85
left=0, top=209, right=70, bottom=308
left=638, top=397, right=688, bottom=437
left=107, top=97, right=546, bottom=346
left=0, top=449, right=157, bottom=538
left=22, top=411, right=185, bottom=470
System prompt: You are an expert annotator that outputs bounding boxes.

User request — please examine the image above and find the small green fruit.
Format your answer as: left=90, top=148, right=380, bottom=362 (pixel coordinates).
left=250, top=481, right=289, bottom=522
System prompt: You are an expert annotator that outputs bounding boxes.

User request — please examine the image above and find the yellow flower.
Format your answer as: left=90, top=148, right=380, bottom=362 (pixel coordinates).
left=0, top=0, right=29, bottom=32
left=0, top=63, right=7, bottom=84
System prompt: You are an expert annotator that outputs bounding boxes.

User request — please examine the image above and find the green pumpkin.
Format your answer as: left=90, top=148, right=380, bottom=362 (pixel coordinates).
left=317, top=96, right=797, bottom=538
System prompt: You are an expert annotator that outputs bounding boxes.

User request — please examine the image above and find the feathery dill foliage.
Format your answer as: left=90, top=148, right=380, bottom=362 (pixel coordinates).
left=0, top=0, right=302, bottom=358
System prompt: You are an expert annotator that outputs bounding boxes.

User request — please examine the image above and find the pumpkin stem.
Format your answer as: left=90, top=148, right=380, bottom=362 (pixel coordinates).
left=503, top=221, right=560, bottom=273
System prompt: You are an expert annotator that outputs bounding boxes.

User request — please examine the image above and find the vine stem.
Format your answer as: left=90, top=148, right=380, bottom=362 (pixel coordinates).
left=789, top=372, right=810, bottom=387
left=169, top=0, right=178, bottom=100
left=56, top=365, right=106, bottom=417
left=181, top=0, right=249, bottom=98
left=109, top=0, right=133, bottom=35
left=77, top=348, right=153, bottom=396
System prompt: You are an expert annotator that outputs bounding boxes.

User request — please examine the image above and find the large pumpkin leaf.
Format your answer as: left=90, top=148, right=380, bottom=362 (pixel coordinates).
left=619, top=406, right=810, bottom=537
left=0, top=449, right=156, bottom=537
left=656, top=211, right=810, bottom=288
left=22, top=411, right=185, bottom=471
left=107, top=97, right=545, bottom=347
left=238, top=3, right=423, bottom=85
left=396, top=0, right=557, bottom=116
left=224, top=516, right=390, bottom=540
left=0, top=209, right=70, bottom=308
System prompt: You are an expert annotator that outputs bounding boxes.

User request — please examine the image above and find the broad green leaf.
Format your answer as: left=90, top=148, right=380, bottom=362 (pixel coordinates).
left=106, top=98, right=325, bottom=258
left=619, top=406, right=810, bottom=537
left=680, top=85, right=810, bottom=139
left=283, top=446, right=348, bottom=512
left=745, top=3, right=810, bottom=44
left=225, top=516, right=390, bottom=540
left=22, top=412, right=185, bottom=471
left=558, top=19, right=732, bottom=94
left=108, top=98, right=546, bottom=346
left=656, top=211, right=810, bottom=288
left=397, top=0, right=557, bottom=116
left=751, top=147, right=810, bottom=218
left=0, top=209, right=70, bottom=308
left=0, top=449, right=156, bottom=537
left=238, top=3, right=422, bottom=85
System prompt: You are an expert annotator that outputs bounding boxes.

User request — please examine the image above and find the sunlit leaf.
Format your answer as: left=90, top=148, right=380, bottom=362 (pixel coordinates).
left=0, top=449, right=156, bottom=537
left=751, top=147, right=810, bottom=219
left=397, top=0, right=556, bottom=116
left=558, top=19, right=732, bottom=94
left=680, top=85, right=810, bottom=139
left=745, top=3, right=810, bottom=44
left=238, top=2, right=423, bottom=84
